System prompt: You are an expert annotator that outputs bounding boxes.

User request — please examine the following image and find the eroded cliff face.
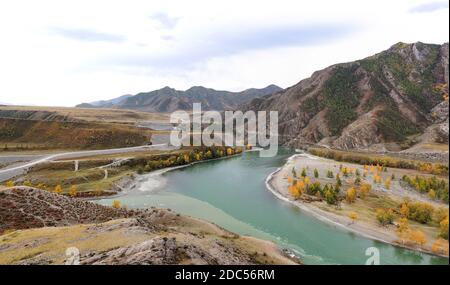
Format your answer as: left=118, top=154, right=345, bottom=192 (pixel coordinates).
left=242, top=42, right=449, bottom=152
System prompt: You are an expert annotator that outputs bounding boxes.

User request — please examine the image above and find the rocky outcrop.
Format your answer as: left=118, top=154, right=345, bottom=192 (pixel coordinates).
left=0, top=187, right=132, bottom=234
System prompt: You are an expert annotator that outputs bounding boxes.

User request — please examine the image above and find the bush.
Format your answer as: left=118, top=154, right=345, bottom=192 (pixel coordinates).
left=402, top=175, right=449, bottom=203
left=376, top=208, right=394, bottom=226
left=407, top=202, right=434, bottom=224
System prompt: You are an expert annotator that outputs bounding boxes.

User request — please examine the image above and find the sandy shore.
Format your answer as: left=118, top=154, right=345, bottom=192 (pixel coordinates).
left=266, top=152, right=449, bottom=258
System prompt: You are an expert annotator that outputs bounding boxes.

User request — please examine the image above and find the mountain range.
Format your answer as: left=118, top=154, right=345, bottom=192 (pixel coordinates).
left=76, top=85, right=282, bottom=112
left=242, top=42, right=449, bottom=151
left=77, top=42, right=449, bottom=152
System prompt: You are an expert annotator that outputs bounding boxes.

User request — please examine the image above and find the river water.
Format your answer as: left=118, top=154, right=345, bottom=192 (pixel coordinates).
left=98, top=149, right=448, bottom=265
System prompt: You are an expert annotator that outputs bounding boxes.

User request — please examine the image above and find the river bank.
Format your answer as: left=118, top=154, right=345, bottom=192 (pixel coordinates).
left=266, top=152, right=449, bottom=258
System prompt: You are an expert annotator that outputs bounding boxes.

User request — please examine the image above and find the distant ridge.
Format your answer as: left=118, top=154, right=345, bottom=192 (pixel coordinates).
left=76, top=85, right=282, bottom=112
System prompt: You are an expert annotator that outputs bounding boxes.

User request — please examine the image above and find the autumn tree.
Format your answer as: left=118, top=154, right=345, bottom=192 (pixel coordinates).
left=408, top=202, right=434, bottom=224
left=5, top=181, right=14, bottom=187
left=346, top=187, right=357, bottom=204
left=112, top=200, right=121, bottom=209
left=407, top=230, right=427, bottom=247
left=23, top=181, right=32, bottom=187
left=373, top=174, right=381, bottom=184
left=397, top=217, right=409, bottom=233
left=36, top=183, right=47, bottom=190
left=69, top=185, right=77, bottom=197
left=399, top=203, right=409, bottom=218
left=348, top=212, right=358, bottom=224
left=428, top=189, right=436, bottom=200
left=440, top=217, right=449, bottom=240
left=376, top=209, right=394, bottom=226
left=289, top=184, right=302, bottom=199
left=359, top=183, right=371, bottom=199
left=431, top=238, right=449, bottom=255
left=54, top=185, right=62, bottom=194
left=384, top=178, right=391, bottom=190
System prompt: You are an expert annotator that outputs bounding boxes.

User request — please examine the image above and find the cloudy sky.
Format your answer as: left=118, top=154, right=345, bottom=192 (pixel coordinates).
left=0, top=0, right=448, bottom=106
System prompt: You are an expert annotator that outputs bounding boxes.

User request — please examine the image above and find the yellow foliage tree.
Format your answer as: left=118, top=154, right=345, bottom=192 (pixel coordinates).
left=428, top=189, right=436, bottom=200
left=5, top=181, right=14, bottom=187
left=226, top=148, right=234, bottom=156
left=296, top=180, right=305, bottom=192
left=54, top=185, right=62, bottom=194
left=400, top=203, right=409, bottom=217
left=440, top=217, right=449, bottom=240
left=384, top=178, right=391, bottom=190
left=303, top=177, right=310, bottom=185
left=397, top=217, right=409, bottom=233
left=288, top=185, right=301, bottom=199
left=359, top=183, right=371, bottom=199
left=408, top=230, right=427, bottom=247
left=69, top=185, right=77, bottom=197
left=36, top=183, right=47, bottom=190
left=348, top=212, right=358, bottom=224
left=431, top=239, right=449, bottom=255
left=23, top=181, right=32, bottom=187
left=112, top=200, right=121, bottom=209
left=346, top=187, right=357, bottom=204
left=373, top=174, right=381, bottom=184
left=377, top=165, right=383, bottom=173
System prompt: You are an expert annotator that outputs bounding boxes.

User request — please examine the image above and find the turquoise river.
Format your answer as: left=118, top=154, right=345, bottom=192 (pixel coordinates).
left=98, top=149, right=448, bottom=265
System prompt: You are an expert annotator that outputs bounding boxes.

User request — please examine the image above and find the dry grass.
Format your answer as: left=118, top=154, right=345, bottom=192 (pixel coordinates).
left=0, top=105, right=170, bottom=124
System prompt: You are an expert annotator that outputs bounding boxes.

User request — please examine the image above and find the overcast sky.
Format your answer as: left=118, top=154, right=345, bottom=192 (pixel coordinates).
left=0, top=0, right=448, bottom=106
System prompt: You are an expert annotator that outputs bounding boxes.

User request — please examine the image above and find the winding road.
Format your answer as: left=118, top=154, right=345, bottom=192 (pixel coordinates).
left=0, top=143, right=172, bottom=182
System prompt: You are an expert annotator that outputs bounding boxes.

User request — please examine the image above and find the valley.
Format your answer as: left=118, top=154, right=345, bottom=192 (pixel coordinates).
left=0, top=41, right=448, bottom=265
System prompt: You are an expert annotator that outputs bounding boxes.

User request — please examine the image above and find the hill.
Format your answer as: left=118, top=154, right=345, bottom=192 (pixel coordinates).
left=242, top=42, right=449, bottom=152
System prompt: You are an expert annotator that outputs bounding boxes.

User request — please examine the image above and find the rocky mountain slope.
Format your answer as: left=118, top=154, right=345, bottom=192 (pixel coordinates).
left=0, top=187, right=297, bottom=265
left=77, top=85, right=282, bottom=112
left=243, top=42, right=449, bottom=152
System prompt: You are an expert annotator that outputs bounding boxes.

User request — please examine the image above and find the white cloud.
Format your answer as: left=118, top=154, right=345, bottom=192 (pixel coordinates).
left=0, top=0, right=448, bottom=106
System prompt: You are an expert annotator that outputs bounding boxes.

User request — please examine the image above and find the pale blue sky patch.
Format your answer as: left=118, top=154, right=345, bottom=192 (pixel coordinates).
left=409, top=1, right=449, bottom=13
left=49, top=27, right=126, bottom=43
left=151, top=13, right=181, bottom=29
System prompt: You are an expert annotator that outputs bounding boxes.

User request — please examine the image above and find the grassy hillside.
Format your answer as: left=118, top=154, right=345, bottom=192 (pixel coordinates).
left=0, top=118, right=152, bottom=150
